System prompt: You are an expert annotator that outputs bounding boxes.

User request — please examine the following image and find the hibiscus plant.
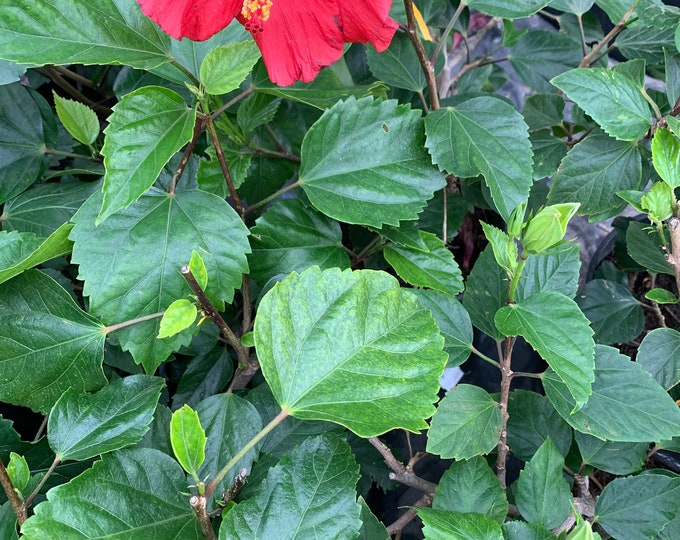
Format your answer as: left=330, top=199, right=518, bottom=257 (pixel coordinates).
left=0, top=0, right=680, bottom=538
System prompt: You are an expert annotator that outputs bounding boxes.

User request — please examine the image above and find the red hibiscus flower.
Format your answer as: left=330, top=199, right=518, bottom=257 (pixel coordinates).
left=137, top=0, right=398, bottom=86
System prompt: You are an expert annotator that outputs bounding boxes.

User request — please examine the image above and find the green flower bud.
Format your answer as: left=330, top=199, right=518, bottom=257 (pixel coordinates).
left=522, top=203, right=580, bottom=254
left=507, top=202, right=527, bottom=238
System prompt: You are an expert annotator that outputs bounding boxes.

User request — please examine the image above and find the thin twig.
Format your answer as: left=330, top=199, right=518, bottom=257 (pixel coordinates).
left=403, top=0, right=439, bottom=110
left=0, top=458, right=27, bottom=525
left=496, top=336, right=516, bottom=489
left=579, top=1, right=638, bottom=67
left=204, top=116, right=245, bottom=220
left=386, top=493, right=433, bottom=536
left=23, top=456, right=61, bottom=510
left=367, top=437, right=436, bottom=495
left=190, top=494, right=217, bottom=540
left=168, top=117, right=206, bottom=194
left=209, top=87, right=255, bottom=120
left=38, top=66, right=112, bottom=115
left=648, top=274, right=667, bottom=328
left=667, top=217, right=680, bottom=295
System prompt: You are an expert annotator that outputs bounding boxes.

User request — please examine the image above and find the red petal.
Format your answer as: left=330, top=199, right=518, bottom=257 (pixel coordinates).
left=240, top=1, right=345, bottom=86
left=335, top=0, right=398, bottom=52
left=137, top=0, right=240, bottom=41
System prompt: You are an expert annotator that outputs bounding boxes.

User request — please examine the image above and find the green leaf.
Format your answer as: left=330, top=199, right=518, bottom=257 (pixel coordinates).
left=596, top=474, right=680, bottom=540
left=200, top=41, right=260, bottom=96
left=425, top=96, right=533, bottom=221
left=7, top=452, right=29, bottom=493
left=413, top=290, right=473, bottom=368
left=665, top=50, right=680, bottom=110
left=466, top=0, right=551, bottom=18
left=433, top=456, right=508, bottom=524
left=531, top=132, right=568, bottom=179
left=357, top=497, right=390, bottom=540
left=48, top=375, right=163, bottom=461
left=52, top=92, right=99, bottom=146
left=254, top=267, right=446, bottom=437
left=427, top=384, right=502, bottom=459
left=1, top=181, right=99, bottom=237
left=509, top=31, right=583, bottom=93
left=495, top=291, right=595, bottom=409
left=170, top=404, right=206, bottom=476
left=617, top=24, right=676, bottom=64
left=248, top=198, right=350, bottom=286
left=480, top=221, right=517, bottom=274
left=220, top=434, right=361, bottom=540
left=462, top=246, right=506, bottom=340
left=236, top=92, right=281, bottom=134
left=173, top=346, right=233, bottom=410
left=417, top=508, right=504, bottom=540
left=502, top=521, right=556, bottom=540
left=575, top=431, right=647, bottom=475
left=576, top=279, right=644, bottom=344
left=0, top=83, right=53, bottom=204
left=547, top=134, right=642, bottom=221
left=543, top=345, right=680, bottom=441
left=0, top=0, right=171, bottom=70
left=637, top=328, right=680, bottom=390
left=641, top=181, right=675, bottom=222
left=0, top=418, right=23, bottom=462
left=507, top=390, right=573, bottom=461
left=158, top=299, right=198, bottom=339
left=523, top=93, right=566, bottom=130
left=549, top=0, right=595, bottom=14
left=21, top=448, right=202, bottom=539
left=626, top=220, right=674, bottom=275
left=0, top=270, right=106, bottom=413
left=299, top=96, right=445, bottom=227
left=515, top=438, right=572, bottom=529
left=196, top=393, right=262, bottom=500
left=189, top=250, right=208, bottom=291
left=652, top=127, right=680, bottom=188
left=384, top=231, right=464, bottom=294
left=98, top=86, right=196, bottom=223
left=0, top=224, right=73, bottom=285
left=551, top=69, right=652, bottom=141
left=515, top=244, right=581, bottom=301
left=645, top=288, right=678, bottom=304
left=71, top=189, right=250, bottom=373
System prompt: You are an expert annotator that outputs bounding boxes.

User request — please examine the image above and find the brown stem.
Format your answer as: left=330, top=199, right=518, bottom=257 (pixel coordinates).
left=23, top=455, right=61, bottom=510
left=248, top=144, right=301, bottom=163
left=52, top=66, right=115, bottom=99
left=209, top=87, right=255, bottom=120
left=403, top=0, right=439, bottom=110
left=579, top=1, right=638, bottom=67
left=0, top=458, right=27, bottom=525
left=496, top=336, right=516, bottom=489
left=168, top=117, right=206, bottom=194
left=367, top=437, right=436, bottom=495
left=38, top=66, right=113, bottom=116
left=181, top=266, right=252, bottom=378
left=204, top=116, right=245, bottom=220
left=385, top=493, right=433, bottom=535
left=667, top=217, right=680, bottom=295
left=190, top=495, right=217, bottom=540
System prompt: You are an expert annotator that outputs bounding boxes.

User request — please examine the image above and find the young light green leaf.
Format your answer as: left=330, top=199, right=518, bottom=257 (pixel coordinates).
left=6, top=452, right=29, bottom=493
left=480, top=221, right=517, bottom=274
left=412, top=290, right=473, bottom=368
left=189, top=250, right=208, bottom=291
left=21, top=448, right=202, bottom=539
left=507, top=390, right=573, bottom=461
left=551, top=69, right=652, bottom=141
left=0, top=83, right=54, bottom=204
left=544, top=345, right=680, bottom=441
left=48, top=375, right=164, bottom=461
left=98, top=86, right=196, bottom=223
left=466, top=0, right=551, bottom=18
left=417, top=508, right=504, bottom=540
left=576, top=279, right=644, bottom=345
left=427, top=384, right=502, bottom=460
left=52, top=92, right=99, bottom=146
left=0, top=0, right=171, bottom=70
left=158, top=299, right=198, bottom=339
left=254, top=267, right=447, bottom=437
left=0, top=270, right=106, bottom=414
left=219, top=434, right=361, bottom=540
left=384, top=231, right=464, bottom=294
left=495, top=291, right=595, bottom=409
left=547, top=134, right=642, bottom=221
left=248, top=198, right=350, bottom=286
left=433, top=456, right=508, bottom=524
left=71, top=189, right=250, bottom=373
left=170, top=405, right=206, bottom=476
left=425, top=97, right=533, bottom=221
left=567, top=514, right=601, bottom=540
left=596, top=474, right=680, bottom=540
left=637, top=328, right=680, bottom=390
left=299, top=96, right=445, bottom=227
left=645, top=288, right=678, bottom=305
left=502, top=521, right=556, bottom=540
left=515, top=438, right=572, bottom=529
left=641, top=181, right=675, bottom=222
left=0, top=224, right=73, bottom=285
left=575, top=431, right=646, bottom=475
left=200, top=41, right=261, bottom=96
left=652, top=127, right=680, bottom=188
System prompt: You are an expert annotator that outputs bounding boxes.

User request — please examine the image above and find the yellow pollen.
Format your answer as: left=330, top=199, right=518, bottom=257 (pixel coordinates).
left=241, top=0, right=272, bottom=22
